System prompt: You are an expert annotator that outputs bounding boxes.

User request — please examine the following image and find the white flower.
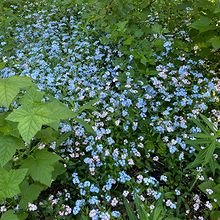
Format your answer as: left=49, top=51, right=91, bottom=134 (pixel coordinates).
left=206, top=189, right=214, bottom=195
left=111, top=198, right=118, bottom=207
left=28, top=203, right=37, bottom=211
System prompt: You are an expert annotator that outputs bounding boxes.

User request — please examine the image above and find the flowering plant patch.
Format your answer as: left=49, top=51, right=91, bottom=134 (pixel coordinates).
left=0, top=0, right=220, bottom=219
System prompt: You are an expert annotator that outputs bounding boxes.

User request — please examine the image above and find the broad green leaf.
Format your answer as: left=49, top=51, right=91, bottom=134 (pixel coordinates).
left=0, top=113, right=20, bottom=137
left=190, top=16, right=215, bottom=33
left=1, top=210, right=19, bottom=220
left=214, top=2, right=220, bottom=13
left=20, top=150, right=61, bottom=186
left=0, top=168, right=28, bottom=201
left=152, top=24, right=162, bottom=34
left=45, top=99, right=75, bottom=119
left=0, top=135, right=23, bottom=167
left=6, top=105, right=57, bottom=143
left=52, top=161, right=66, bottom=180
left=209, top=37, right=220, bottom=50
left=0, top=76, right=33, bottom=107
left=19, top=183, right=46, bottom=209
left=19, top=86, right=44, bottom=106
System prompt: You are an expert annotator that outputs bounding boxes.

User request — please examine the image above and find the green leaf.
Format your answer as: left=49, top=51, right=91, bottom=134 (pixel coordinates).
left=204, top=141, right=216, bottom=165
left=35, top=127, right=58, bottom=143
left=199, top=181, right=216, bottom=193
left=20, top=149, right=61, bottom=186
left=209, top=37, right=220, bottom=50
left=0, top=135, right=23, bottom=167
left=45, top=98, right=75, bottom=119
left=123, top=198, right=138, bottom=220
left=190, top=16, right=214, bottom=33
left=200, top=115, right=218, bottom=132
left=185, top=148, right=207, bottom=169
left=52, top=162, right=66, bottom=180
left=0, top=113, right=20, bottom=138
left=19, top=183, right=46, bottom=209
left=77, top=98, right=99, bottom=114
left=1, top=210, right=19, bottom=220
left=134, top=196, right=149, bottom=220
left=0, top=76, right=33, bottom=107
left=152, top=24, right=162, bottom=34
left=0, top=168, right=28, bottom=200
left=19, top=86, right=44, bottom=106
left=210, top=211, right=220, bottom=220
left=6, top=105, right=57, bottom=143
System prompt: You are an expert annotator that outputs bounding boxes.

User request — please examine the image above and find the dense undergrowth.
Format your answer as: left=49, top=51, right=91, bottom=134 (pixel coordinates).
left=0, top=0, right=220, bottom=219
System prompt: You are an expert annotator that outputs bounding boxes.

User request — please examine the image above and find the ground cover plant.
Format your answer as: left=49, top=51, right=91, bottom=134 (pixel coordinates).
left=0, top=0, right=220, bottom=219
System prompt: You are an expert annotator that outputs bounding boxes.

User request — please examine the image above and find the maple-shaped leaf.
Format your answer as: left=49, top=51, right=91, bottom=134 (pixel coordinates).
left=20, top=150, right=61, bottom=186
left=0, top=168, right=28, bottom=201
left=0, top=76, right=33, bottom=107
left=7, top=99, right=74, bottom=143
left=6, top=105, right=58, bottom=143
left=0, top=135, right=24, bottom=167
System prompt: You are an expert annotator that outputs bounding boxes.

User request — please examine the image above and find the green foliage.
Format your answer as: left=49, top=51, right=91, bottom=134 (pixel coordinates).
left=123, top=195, right=166, bottom=220
left=20, top=149, right=61, bottom=186
left=185, top=115, right=220, bottom=174
left=19, top=182, right=46, bottom=209
left=0, top=168, right=28, bottom=201
left=0, top=75, right=96, bottom=218
left=0, top=135, right=23, bottom=167
left=0, top=210, right=19, bottom=220
left=0, top=76, right=32, bottom=108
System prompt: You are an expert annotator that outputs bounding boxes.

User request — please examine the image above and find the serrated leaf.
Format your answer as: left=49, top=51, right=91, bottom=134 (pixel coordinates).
left=0, top=135, right=23, bottom=167
left=1, top=210, right=19, bottom=220
left=0, top=168, right=28, bottom=200
left=6, top=105, right=56, bottom=143
left=20, top=150, right=61, bottom=186
left=0, top=76, right=33, bottom=107
left=19, top=183, right=46, bottom=209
